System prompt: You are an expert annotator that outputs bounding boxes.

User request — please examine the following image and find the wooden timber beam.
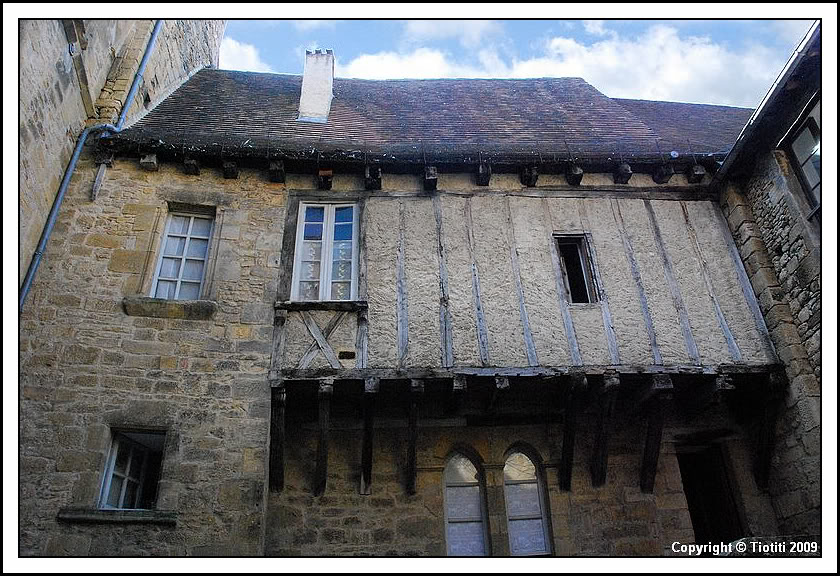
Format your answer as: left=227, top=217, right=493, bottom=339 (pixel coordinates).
left=754, top=371, right=786, bottom=489
left=407, top=379, right=424, bottom=494
left=360, top=377, right=379, bottom=495
left=314, top=379, right=333, bottom=496
left=559, top=374, right=586, bottom=491
left=222, top=160, right=239, bottom=179
left=640, top=374, right=673, bottom=493
left=269, top=386, right=286, bottom=492
left=590, top=371, right=620, bottom=487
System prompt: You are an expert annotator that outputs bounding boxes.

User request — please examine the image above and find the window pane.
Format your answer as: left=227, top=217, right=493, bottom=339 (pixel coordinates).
left=299, top=281, right=320, bottom=301
left=333, top=241, right=352, bottom=261
left=330, top=282, right=351, bottom=300
left=447, top=522, right=485, bottom=556
left=124, top=480, right=139, bottom=508
left=331, top=261, right=352, bottom=281
left=129, top=449, right=145, bottom=478
left=159, top=257, right=181, bottom=279
left=335, top=206, right=353, bottom=223
left=558, top=241, right=592, bottom=303
left=178, top=282, right=200, bottom=300
left=504, top=482, right=541, bottom=517
left=800, top=157, right=820, bottom=190
left=810, top=101, right=820, bottom=129
left=190, top=217, right=212, bottom=237
left=334, top=223, right=352, bottom=241
left=504, top=452, right=536, bottom=481
left=115, top=445, right=130, bottom=473
left=186, top=238, right=208, bottom=259
left=183, top=260, right=204, bottom=282
left=792, top=129, right=818, bottom=163
left=155, top=280, right=176, bottom=299
left=446, top=486, right=482, bottom=519
left=444, top=455, right=479, bottom=483
left=169, top=215, right=190, bottom=235
left=509, top=518, right=547, bottom=555
left=305, top=206, right=324, bottom=223
left=107, top=475, right=124, bottom=507
left=810, top=184, right=821, bottom=205
left=164, top=236, right=186, bottom=256
left=304, top=223, right=323, bottom=240
left=302, top=241, right=322, bottom=261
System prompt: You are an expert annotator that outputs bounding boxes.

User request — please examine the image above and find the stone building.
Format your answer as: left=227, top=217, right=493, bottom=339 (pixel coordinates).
left=18, top=21, right=821, bottom=557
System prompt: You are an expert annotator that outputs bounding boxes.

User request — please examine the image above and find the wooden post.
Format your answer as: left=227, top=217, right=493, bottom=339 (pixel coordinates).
left=559, top=374, right=585, bottom=491
left=269, top=386, right=286, bottom=492
left=360, top=377, right=379, bottom=495
left=640, top=374, right=672, bottom=493
left=590, top=371, right=619, bottom=487
left=755, top=371, right=785, bottom=489
left=314, top=379, right=333, bottom=496
left=407, top=379, right=424, bottom=494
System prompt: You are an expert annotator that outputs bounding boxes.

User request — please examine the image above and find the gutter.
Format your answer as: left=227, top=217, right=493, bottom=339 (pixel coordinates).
left=19, top=20, right=164, bottom=313
left=711, top=21, right=820, bottom=191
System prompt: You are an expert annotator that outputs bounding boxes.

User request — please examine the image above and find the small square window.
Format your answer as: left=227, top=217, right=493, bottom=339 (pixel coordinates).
left=99, top=431, right=165, bottom=510
left=291, top=203, right=358, bottom=302
left=151, top=212, right=214, bottom=300
left=556, top=235, right=599, bottom=304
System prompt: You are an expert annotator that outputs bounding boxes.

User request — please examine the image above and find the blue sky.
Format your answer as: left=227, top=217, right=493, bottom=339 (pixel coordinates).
left=220, top=19, right=815, bottom=108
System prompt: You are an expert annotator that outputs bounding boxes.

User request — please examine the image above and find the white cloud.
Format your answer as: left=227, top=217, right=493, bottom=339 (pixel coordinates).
left=583, top=20, right=613, bottom=37
left=403, top=20, right=502, bottom=48
left=219, top=37, right=274, bottom=73
left=292, top=20, right=337, bottom=32
left=338, top=25, right=788, bottom=107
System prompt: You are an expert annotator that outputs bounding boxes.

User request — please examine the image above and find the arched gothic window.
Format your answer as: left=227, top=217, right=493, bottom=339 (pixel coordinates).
left=443, top=453, right=489, bottom=556
left=503, top=451, right=551, bottom=555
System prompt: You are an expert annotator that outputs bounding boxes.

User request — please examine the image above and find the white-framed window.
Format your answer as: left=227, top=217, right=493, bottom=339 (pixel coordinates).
left=443, top=453, right=490, bottom=556
left=782, top=97, right=821, bottom=221
left=98, top=431, right=165, bottom=510
left=151, top=212, right=214, bottom=300
left=291, top=203, right=359, bottom=301
left=503, top=451, right=552, bottom=556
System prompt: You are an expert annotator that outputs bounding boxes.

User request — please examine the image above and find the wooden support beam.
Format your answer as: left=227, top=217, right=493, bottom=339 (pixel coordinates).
left=222, top=160, right=239, bottom=179
left=464, top=198, right=491, bottom=366
left=685, top=164, right=706, bottom=184
left=365, top=165, right=381, bottom=190
left=140, top=154, right=158, bottom=172
left=407, top=379, right=424, bottom=494
left=652, top=163, right=675, bottom=184
left=640, top=374, right=672, bottom=493
left=476, top=162, right=491, bottom=186
left=754, top=371, right=785, bottom=489
left=396, top=201, right=409, bottom=368
left=269, top=387, right=286, bottom=492
left=520, top=165, right=539, bottom=187
left=318, top=169, right=333, bottom=190
left=613, top=162, right=632, bottom=184
left=453, top=374, right=467, bottom=393
left=360, top=377, right=379, bottom=495
left=424, top=166, right=438, bottom=191
left=314, top=380, right=333, bottom=496
left=590, top=371, right=619, bottom=487
left=559, top=375, right=586, bottom=491
left=183, top=157, right=200, bottom=176
left=269, top=160, right=286, bottom=183
left=565, top=164, right=584, bottom=186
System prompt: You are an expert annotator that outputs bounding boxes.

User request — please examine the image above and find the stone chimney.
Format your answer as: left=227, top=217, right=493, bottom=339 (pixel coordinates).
left=298, top=49, right=334, bottom=123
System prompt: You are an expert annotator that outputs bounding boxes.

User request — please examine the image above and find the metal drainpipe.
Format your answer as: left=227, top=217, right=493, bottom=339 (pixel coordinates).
left=19, top=19, right=164, bottom=313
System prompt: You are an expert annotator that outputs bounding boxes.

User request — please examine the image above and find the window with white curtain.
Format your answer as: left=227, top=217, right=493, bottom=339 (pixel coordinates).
left=443, top=453, right=489, bottom=556
left=503, top=451, right=551, bottom=555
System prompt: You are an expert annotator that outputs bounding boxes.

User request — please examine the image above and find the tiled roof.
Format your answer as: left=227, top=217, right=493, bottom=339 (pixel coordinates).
left=109, top=69, right=753, bottom=163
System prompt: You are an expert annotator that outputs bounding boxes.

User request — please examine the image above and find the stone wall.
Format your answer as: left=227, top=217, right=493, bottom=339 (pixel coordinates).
left=719, top=152, right=821, bottom=536
left=19, top=19, right=225, bottom=287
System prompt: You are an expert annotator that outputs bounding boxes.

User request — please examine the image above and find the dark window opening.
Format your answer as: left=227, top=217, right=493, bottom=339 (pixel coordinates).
left=677, top=445, right=744, bottom=548
left=99, top=430, right=165, bottom=510
left=556, top=236, right=598, bottom=304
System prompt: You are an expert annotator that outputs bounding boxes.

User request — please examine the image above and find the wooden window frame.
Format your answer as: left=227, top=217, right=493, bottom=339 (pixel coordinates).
left=502, top=451, right=552, bottom=557
left=290, top=202, right=359, bottom=302
left=442, top=453, right=491, bottom=557
left=555, top=234, right=600, bottom=304
left=781, top=96, right=821, bottom=221
left=98, top=432, right=158, bottom=510
left=150, top=212, right=215, bottom=300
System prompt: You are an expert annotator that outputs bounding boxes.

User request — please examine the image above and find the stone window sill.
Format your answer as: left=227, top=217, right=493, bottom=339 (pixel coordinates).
left=123, top=295, right=218, bottom=320
left=57, top=507, right=177, bottom=526
left=275, top=300, right=368, bottom=312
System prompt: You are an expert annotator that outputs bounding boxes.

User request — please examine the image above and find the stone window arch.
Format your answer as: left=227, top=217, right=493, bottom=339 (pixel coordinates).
left=502, top=448, right=552, bottom=556
left=443, top=451, right=490, bottom=556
